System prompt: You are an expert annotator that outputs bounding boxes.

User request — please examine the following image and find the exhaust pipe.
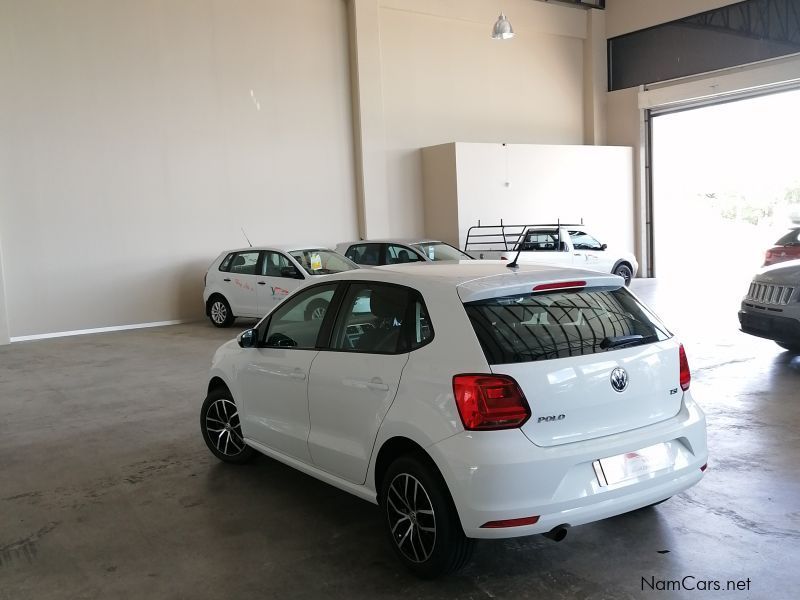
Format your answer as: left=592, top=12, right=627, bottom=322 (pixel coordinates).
left=542, top=524, right=569, bottom=542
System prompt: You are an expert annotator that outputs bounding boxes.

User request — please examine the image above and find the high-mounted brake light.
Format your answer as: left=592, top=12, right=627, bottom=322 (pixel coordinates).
left=679, top=344, right=691, bottom=391
left=532, top=280, right=586, bottom=292
left=452, top=374, right=530, bottom=430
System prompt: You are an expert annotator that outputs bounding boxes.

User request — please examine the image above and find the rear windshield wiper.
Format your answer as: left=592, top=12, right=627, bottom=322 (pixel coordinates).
left=600, top=334, right=655, bottom=350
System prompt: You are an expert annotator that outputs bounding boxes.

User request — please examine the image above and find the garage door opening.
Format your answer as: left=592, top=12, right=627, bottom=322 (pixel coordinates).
left=651, top=89, right=800, bottom=290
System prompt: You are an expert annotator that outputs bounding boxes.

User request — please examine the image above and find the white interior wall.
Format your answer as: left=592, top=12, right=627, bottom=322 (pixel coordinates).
left=355, top=0, right=588, bottom=239
left=0, top=237, right=8, bottom=344
left=0, top=0, right=357, bottom=339
left=451, top=143, right=634, bottom=252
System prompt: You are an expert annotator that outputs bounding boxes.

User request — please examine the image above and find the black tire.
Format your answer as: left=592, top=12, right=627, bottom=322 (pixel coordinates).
left=208, top=295, right=235, bottom=328
left=776, top=342, right=800, bottom=353
left=613, top=263, right=634, bottom=286
left=304, top=298, right=329, bottom=321
left=380, top=455, right=473, bottom=578
left=200, top=388, right=255, bottom=464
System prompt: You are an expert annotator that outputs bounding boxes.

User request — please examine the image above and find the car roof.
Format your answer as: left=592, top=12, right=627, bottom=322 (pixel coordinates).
left=321, top=260, right=622, bottom=302
left=219, top=245, right=334, bottom=254
left=337, top=239, right=444, bottom=247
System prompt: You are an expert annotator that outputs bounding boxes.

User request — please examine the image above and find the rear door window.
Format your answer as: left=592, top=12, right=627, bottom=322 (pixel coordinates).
left=331, top=283, right=411, bottom=354
left=227, top=251, right=261, bottom=275
left=345, top=243, right=382, bottom=266
left=464, top=287, right=671, bottom=365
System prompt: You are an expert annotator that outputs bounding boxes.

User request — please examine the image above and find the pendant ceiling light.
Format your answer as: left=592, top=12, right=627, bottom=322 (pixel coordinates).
left=491, top=12, right=514, bottom=40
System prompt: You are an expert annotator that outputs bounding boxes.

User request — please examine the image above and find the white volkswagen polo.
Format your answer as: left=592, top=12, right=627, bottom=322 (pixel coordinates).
left=200, top=262, right=707, bottom=577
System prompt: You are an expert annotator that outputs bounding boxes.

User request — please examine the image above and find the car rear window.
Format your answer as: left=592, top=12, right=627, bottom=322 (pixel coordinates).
left=464, top=287, right=671, bottom=364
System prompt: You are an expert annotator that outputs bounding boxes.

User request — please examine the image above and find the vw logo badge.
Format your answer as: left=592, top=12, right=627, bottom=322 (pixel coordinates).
left=610, top=367, right=628, bottom=393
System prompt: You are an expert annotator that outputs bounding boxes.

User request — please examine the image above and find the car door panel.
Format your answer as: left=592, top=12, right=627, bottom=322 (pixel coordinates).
left=238, top=348, right=316, bottom=463
left=307, top=352, right=408, bottom=484
left=226, top=250, right=262, bottom=317
left=306, top=282, right=413, bottom=484
left=237, top=283, right=340, bottom=463
left=257, top=251, right=302, bottom=314
left=569, top=230, right=612, bottom=272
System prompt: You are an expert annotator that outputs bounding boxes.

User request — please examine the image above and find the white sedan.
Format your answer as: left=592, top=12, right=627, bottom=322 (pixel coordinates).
left=200, top=261, right=707, bottom=577
left=203, top=246, right=358, bottom=327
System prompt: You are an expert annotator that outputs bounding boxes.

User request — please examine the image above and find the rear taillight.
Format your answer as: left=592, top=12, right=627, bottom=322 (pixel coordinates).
left=679, top=344, right=691, bottom=391
left=452, top=374, right=530, bottom=430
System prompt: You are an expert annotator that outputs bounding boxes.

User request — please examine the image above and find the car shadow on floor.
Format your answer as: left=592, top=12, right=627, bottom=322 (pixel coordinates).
left=199, top=451, right=682, bottom=593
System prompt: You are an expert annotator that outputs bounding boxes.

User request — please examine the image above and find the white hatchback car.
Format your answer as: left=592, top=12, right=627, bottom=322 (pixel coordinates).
left=200, top=262, right=707, bottom=577
left=203, top=246, right=358, bottom=327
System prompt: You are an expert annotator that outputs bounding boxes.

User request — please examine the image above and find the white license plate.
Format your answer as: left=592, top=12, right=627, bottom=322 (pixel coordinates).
left=593, top=442, right=676, bottom=487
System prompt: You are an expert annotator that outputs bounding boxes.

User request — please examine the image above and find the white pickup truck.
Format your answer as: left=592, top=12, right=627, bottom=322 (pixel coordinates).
left=466, top=224, right=639, bottom=285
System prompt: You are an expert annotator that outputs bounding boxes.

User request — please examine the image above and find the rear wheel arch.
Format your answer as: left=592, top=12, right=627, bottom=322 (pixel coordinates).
left=374, top=437, right=439, bottom=500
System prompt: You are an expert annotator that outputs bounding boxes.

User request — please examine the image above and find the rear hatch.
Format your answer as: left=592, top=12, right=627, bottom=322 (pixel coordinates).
left=460, top=277, right=681, bottom=447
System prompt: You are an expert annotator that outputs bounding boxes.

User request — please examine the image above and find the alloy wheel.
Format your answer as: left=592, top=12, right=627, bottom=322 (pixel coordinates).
left=311, top=306, right=326, bottom=320
left=205, top=398, right=246, bottom=456
left=210, top=301, right=227, bottom=324
left=386, top=473, right=437, bottom=563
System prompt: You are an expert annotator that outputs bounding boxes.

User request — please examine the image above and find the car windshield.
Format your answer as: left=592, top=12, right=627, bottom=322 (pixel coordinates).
left=411, top=242, right=473, bottom=261
left=290, top=249, right=357, bottom=276
left=464, top=286, right=671, bottom=364
left=775, top=230, right=800, bottom=246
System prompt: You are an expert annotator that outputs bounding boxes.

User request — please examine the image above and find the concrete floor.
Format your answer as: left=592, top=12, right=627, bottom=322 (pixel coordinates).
left=1, top=279, right=799, bottom=599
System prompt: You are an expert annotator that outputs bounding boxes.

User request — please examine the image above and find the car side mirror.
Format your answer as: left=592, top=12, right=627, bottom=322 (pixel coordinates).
left=600, top=243, right=608, bottom=251
left=280, top=266, right=304, bottom=279
left=238, top=328, right=258, bottom=348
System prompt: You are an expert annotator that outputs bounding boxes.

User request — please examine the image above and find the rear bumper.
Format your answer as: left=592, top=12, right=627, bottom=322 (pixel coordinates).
left=738, top=306, right=800, bottom=343
left=428, top=393, right=707, bottom=539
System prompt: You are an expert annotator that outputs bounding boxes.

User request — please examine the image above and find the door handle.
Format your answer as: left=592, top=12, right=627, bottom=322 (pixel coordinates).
left=257, top=281, right=267, bottom=285
left=367, top=378, right=389, bottom=391
left=289, top=370, right=307, bottom=381
left=223, top=278, right=231, bottom=282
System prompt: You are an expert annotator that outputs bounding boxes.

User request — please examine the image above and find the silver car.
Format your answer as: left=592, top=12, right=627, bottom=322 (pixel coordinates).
left=739, top=259, right=800, bottom=352
left=335, top=239, right=473, bottom=266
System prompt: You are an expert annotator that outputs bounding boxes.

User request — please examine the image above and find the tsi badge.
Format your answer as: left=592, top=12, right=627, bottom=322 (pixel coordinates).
left=610, top=367, right=629, bottom=393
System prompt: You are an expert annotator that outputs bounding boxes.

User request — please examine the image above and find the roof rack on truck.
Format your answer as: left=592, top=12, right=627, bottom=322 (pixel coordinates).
left=464, top=219, right=584, bottom=254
